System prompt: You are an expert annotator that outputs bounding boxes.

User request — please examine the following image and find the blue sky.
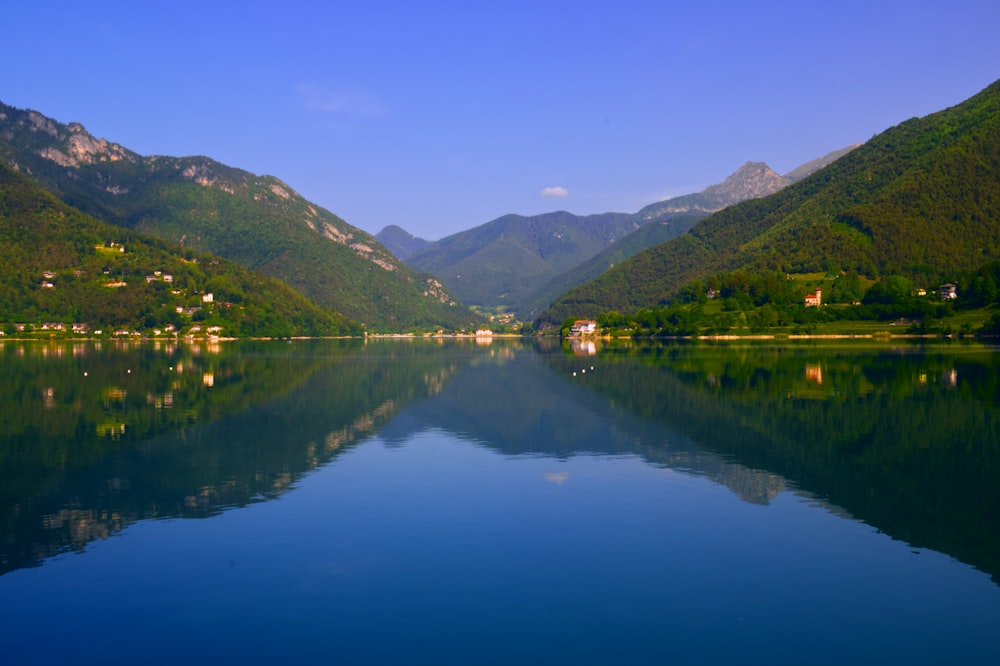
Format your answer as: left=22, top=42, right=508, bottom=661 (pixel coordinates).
left=4, top=1, right=999, bottom=240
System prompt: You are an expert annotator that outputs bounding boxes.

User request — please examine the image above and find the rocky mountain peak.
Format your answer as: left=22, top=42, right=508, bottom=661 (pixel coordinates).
left=0, top=105, right=136, bottom=168
left=701, top=161, right=786, bottom=206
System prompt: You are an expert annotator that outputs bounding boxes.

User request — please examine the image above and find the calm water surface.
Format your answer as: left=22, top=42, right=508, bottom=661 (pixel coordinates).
left=1, top=338, right=998, bottom=664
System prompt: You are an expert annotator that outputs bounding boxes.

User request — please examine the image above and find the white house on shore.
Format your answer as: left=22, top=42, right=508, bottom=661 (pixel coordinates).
left=570, top=320, right=598, bottom=335
left=939, top=283, right=958, bottom=300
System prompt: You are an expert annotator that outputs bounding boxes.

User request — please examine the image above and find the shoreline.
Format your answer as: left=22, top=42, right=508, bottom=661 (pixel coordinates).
left=0, top=331, right=991, bottom=343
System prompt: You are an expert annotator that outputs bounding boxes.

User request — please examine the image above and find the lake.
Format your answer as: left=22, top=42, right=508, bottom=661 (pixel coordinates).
left=1, top=338, right=999, bottom=664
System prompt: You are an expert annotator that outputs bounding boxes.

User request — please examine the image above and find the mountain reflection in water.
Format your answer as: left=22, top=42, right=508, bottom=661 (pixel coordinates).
left=0, top=339, right=455, bottom=573
left=1, top=338, right=998, bottom=587
left=548, top=339, right=1000, bottom=583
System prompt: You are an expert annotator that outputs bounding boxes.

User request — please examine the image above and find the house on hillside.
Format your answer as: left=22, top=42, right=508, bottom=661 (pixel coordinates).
left=804, top=289, right=822, bottom=307
left=570, top=320, right=598, bottom=335
left=939, top=283, right=958, bottom=300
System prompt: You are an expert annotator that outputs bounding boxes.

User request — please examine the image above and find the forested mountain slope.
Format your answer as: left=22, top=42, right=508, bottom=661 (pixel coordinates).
left=0, top=163, right=357, bottom=336
left=514, top=212, right=706, bottom=320
left=405, top=210, right=638, bottom=307
left=0, top=101, right=479, bottom=332
left=538, top=79, right=1000, bottom=325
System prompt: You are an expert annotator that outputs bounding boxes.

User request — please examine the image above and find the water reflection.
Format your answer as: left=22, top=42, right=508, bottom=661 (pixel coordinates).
left=380, top=343, right=788, bottom=505
left=0, top=339, right=465, bottom=574
left=1, top=338, right=998, bottom=587
left=548, top=339, right=1000, bottom=583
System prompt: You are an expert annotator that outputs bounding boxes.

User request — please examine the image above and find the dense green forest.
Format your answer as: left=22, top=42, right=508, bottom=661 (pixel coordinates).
left=539, top=79, right=1000, bottom=326
left=575, top=262, right=1000, bottom=338
left=0, top=163, right=359, bottom=337
left=0, top=101, right=480, bottom=332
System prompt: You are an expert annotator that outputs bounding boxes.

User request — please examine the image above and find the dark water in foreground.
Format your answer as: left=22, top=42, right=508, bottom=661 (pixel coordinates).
left=1, top=338, right=998, bottom=664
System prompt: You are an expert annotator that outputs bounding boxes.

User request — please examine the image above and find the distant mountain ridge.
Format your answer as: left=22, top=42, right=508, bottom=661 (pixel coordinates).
left=635, top=147, right=858, bottom=223
left=405, top=210, right=639, bottom=308
left=514, top=211, right=707, bottom=320
left=537, top=79, right=1000, bottom=325
left=375, top=224, right=431, bottom=259
left=0, top=101, right=480, bottom=332
left=403, top=150, right=854, bottom=313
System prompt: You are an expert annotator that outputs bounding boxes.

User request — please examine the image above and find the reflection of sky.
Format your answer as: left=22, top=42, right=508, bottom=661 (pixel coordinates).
left=381, top=354, right=789, bottom=507
left=3, top=433, right=998, bottom=665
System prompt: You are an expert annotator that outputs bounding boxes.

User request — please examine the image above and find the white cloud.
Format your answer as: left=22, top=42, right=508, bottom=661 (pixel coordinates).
left=297, top=83, right=386, bottom=117
left=540, top=186, right=569, bottom=198
left=544, top=472, right=569, bottom=485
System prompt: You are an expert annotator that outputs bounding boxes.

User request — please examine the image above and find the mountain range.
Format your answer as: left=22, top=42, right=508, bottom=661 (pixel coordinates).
left=0, top=102, right=480, bottom=332
left=537, top=79, right=1000, bottom=326
left=403, top=210, right=638, bottom=309
left=5, top=75, right=997, bottom=336
left=394, top=151, right=854, bottom=316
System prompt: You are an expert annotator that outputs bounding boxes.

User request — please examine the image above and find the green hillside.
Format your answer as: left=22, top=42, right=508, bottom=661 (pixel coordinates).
left=514, top=212, right=706, bottom=320
left=0, top=102, right=480, bottom=332
left=0, top=163, right=357, bottom=337
left=538, top=79, right=1000, bottom=326
left=405, top=210, right=639, bottom=307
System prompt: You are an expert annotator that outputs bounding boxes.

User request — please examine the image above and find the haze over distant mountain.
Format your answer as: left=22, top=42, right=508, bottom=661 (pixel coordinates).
left=0, top=101, right=480, bottom=332
left=375, top=224, right=431, bottom=260
left=405, top=152, right=853, bottom=314
left=537, top=79, right=1000, bottom=325
left=405, top=210, right=639, bottom=308
left=514, top=211, right=707, bottom=320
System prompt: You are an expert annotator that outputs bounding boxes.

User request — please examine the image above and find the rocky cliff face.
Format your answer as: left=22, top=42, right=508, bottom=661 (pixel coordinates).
left=701, top=161, right=787, bottom=206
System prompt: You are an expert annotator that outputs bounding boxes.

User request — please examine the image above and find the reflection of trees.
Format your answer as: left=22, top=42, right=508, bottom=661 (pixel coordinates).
left=387, top=340, right=788, bottom=505
left=7, top=339, right=998, bottom=586
left=0, top=340, right=333, bottom=511
left=0, top=340, right=469, bottom=575
left=556, top=341, right=1000, bottom=583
